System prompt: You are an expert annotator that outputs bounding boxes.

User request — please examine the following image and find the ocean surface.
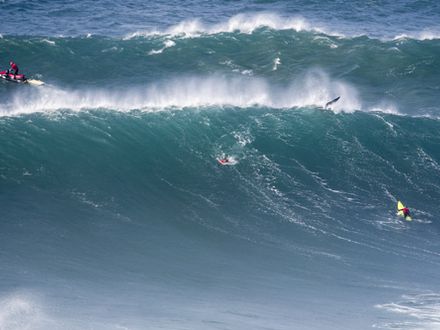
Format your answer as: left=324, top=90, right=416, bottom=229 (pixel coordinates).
left=1, top=1, right=440, bottom=329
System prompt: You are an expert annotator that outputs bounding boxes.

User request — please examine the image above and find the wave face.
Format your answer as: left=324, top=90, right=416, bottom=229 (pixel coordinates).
left=1, top=109, right=440, bottom=329
left=1, top=1, right=440, bottom=329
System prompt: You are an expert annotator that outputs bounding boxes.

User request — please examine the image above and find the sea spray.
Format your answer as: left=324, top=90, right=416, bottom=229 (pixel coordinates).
left=0, top=70, right=360, bottom=115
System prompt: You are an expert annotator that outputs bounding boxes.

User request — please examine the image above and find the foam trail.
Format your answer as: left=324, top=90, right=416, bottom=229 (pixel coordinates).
left=375, top=293, right=440, bottom=329
left=148, top=39, right=176, bottom=55
left=40, top=39, right=56, bottom=46
left=126, top=13, right=335, bottom=38
left=0, top=71, right=361, bottom=115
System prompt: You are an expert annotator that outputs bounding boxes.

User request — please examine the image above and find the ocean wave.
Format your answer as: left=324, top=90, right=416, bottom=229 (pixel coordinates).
left=0, top=70, right=360, bottom=115
left=125, top=13, right=339, bottom=39
left=124, top=12, right=440, bottom=41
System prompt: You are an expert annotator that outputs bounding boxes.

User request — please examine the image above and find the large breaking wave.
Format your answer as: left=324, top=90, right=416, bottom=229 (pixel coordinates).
left=0, top=70, right=361, bottom=115
left=1, top=7, right=440, bottom=330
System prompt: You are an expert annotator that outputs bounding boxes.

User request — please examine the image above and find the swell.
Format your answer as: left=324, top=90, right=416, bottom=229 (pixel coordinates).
left=3, top=7, right=439, bottom=40
left=1, top=32, right=439, bottom=116
left=2, top=31, right=440, bottom=82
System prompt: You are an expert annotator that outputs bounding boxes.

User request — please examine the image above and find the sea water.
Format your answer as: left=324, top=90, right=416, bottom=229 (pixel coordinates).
left=1, top=1, right=440, bottom=329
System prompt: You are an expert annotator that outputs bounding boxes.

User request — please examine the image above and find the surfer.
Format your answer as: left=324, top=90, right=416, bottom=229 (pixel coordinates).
left=325, top=96, right=340, bottom=109
left=217, top=155, right=231, bottom=165
left=397, top=201, right=412, bottom=221
left=220, top=155, right=229, bottom=163
left=400, top=206, right=410, bottom=218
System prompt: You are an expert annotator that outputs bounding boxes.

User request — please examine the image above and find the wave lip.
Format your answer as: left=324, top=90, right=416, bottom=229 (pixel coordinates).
left=123, top=12, right=440, bottom=41
left=125, top=13, right=338, bottom=39
left=393, top=28, right=440, bottom=41
left=0, top=71, right=361, bottom=115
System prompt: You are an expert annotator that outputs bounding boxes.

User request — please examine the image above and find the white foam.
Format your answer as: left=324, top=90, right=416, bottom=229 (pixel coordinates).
left=148, top=49, right=164, bottom=55
left=41, top=39, right=56, bottom=45
left=393, top=29, right=440, bottom=41
left=368, top=103, right=400, bottom=115
left=217, top=155, right=238, bottom=166
left=313, top=35, right=339, bottom=48
left=125, top=13, right=336, bottom=39
left=164, top=40, right=176, bottom=47
left=0, top=293, right=53, bottom=330
left=123, top=13, right=440, bottom=42
left=416, top=148, right=440, bottom=173
left=220, top=60, right=254, bottom=76
left=148, top=39, right=176, bottom=55
left=0, top=70, right=361, bottom=115
left=233, top=131, right=253, bottom=147
left=375, top=293, right=440, bottom=329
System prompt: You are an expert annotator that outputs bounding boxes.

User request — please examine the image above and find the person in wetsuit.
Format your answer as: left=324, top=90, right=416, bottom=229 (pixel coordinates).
left=9, top=61, right=19, bottom=78
left=401, top=207, right=410, bottom=218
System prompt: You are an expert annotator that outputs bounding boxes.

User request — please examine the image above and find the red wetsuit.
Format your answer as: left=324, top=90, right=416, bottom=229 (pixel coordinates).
left=10, top=62, right=19, bottom=75
left=402, top=207, right=410, bottom=217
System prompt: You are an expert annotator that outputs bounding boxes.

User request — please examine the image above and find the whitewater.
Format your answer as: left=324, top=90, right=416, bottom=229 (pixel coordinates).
left=1, top=1, right=440, bottom=329
left=0, top=71, right=362, bottom=115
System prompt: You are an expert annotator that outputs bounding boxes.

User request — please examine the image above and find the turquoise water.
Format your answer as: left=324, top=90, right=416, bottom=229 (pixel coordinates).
left=1, top=1, right=440, bottom=329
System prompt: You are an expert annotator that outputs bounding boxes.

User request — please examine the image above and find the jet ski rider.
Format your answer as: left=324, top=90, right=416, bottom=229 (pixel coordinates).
left=9, top=61, right=19, bottom=77
left=5, top=61, right=19, bottom=78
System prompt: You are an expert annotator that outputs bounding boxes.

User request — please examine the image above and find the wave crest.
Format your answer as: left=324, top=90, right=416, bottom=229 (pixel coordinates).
left=1, top=70, right=361, bottom=115
left=125, top=13, right=333, bottom=39
left=124, top=12, right=440, bottom=41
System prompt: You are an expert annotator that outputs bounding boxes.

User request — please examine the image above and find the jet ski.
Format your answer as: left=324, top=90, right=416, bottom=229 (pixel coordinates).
left=0, top=70, right=44, bottom=85
left=0, top=70, right=27, bottom=83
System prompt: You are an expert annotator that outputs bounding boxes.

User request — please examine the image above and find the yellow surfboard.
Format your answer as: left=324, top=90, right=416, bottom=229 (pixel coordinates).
left=397, top=201, right=412, bottom=221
